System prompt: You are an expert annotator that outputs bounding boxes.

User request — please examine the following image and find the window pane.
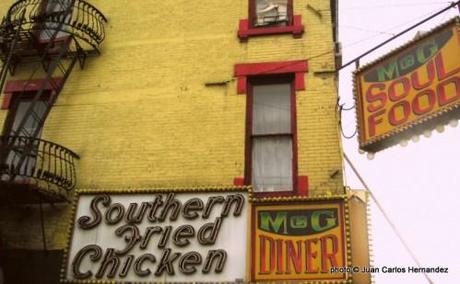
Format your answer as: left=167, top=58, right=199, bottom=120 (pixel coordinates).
left=252, top=136, right=292, bottom=192
left=255, top=0, right=289, bottom=26
left=40, top=0, right=72, bottom=40
left=12, top=100, right=46, bottom=137
left=253, top=83, right=291, bottom=135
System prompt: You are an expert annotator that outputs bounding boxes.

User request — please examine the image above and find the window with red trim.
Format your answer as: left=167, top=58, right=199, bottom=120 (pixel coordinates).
left=1, top=92, right=49, bottom=181
left=250, top=0, right=292, bottom=28
left=238, top=0, right=304, bottom=40
left=245, top=75, right=298, bottom=194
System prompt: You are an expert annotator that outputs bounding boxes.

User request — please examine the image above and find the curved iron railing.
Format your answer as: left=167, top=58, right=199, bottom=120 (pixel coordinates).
left=3, top=0, right=107, bottom=50
left=0, top=135, right=79, bottom=194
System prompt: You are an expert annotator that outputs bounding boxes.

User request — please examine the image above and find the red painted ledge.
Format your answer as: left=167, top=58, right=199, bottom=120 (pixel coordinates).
left=2, top=78, right=63, bottom=109
left=234, top=175, right=309, bottom=196
left=234, top=60, right=308, bottom=94
left=238, top=15, right=304, bottom=40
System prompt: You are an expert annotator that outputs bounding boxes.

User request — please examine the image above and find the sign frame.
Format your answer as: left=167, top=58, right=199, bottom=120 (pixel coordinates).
left=60, top=186, right=252, bottom=284
left=353, top=17, right=460, bottom=152
left=249, top=195, right=352, bottom=283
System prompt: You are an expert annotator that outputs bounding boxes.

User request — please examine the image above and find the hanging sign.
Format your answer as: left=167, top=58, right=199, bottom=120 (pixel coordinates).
left=62, top=188, right=249, bottom=283
left=250, top=197, right=351, bottom=282
left=354, top=18, right=460, bottom=152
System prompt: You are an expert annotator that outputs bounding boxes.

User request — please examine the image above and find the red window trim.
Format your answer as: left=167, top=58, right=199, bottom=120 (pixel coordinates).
left=238, top=15, right=304, bottom=40
left=234, top=60, right=308, bottom=94
left=244, top=75, right=308, bottom=197
left=2, top=78, right=63, bottom=109
left=238, top=0, right=303, bottom=40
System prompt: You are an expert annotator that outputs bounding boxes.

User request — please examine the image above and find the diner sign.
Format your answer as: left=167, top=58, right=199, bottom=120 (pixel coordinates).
left=63, top=188, right=249, bottom=283
left=354, top=18, right=460, bottom=152
left=251, top=198, right=350, bottom=282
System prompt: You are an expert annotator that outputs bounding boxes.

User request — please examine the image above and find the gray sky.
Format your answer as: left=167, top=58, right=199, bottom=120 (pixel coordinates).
left=338, top=1, right=460, bottom=283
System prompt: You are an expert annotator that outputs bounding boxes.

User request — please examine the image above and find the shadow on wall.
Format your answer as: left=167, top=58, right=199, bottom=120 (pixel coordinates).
left=0, top=249, right=62, bottom=284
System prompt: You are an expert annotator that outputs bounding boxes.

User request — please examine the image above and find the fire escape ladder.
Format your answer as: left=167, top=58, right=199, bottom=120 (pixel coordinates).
left=0, top=10, right=26, bottom=95
left=1, top=0, right=84, bottom=184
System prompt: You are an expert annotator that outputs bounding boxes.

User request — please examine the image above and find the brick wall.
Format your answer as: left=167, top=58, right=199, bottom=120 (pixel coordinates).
left=0, top=0, right=343, bottom=250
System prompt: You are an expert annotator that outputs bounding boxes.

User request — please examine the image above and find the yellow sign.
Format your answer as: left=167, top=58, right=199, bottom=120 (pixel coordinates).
left=354, top=18, right=460, bottom=151
left=251, top=199, right=350, bottom=282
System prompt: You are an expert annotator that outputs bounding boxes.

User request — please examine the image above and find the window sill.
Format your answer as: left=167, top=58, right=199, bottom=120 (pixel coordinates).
left=238, top=15, right=304, bottom=40
left=234, top=176, right=308, bottom=197
left=1, top=78, right=63, bottom=109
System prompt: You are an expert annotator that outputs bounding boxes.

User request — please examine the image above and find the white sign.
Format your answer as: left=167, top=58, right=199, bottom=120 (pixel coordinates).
left=64, top=190, right=248, bottom=283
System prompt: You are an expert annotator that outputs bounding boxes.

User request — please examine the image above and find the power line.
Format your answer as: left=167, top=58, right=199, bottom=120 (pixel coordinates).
left=341, top=25, right=396, bottom=36
left=343, top=153, right=435, bottom=284
left=342, top=2, right=451, bottom=10
left=339, top=1, right=460, bottom=70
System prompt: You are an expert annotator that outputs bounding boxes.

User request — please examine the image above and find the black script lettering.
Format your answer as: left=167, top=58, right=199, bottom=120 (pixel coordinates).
left=118, top=255, right=134, bottom=278
left=134, top=253, right=156, bottom=277
left=222, top=194, right=245, bottom=217
left=158, top=193, right=182, bottom=222
left=78, top=195, right=110, bottom=229
left=139, top=226, right=162, bottom=249
left=202, top=249, right=227, bottom=273
left=158, top=226, right=172, bottom=248
left=198, top=217, right=223, bottom=245
left=179, top=251, right=202, bottom=274
left=72, top=244, right=102, bottom=279
left=202, top=196, right=225, bottom=219
left=182, top=198, right=204, bottom=219
left=147, top=195, right=164, bottom=222
left=154, top=248, right=181, bottom=276
left=96, top=248, right=120, bottom=278
left=126, top=202, right=152, bottom=224
left=105, top=203, right=125, bottom=225
left=173, top=225, right=195, bottom=247
left=114, top=224, right=141, bottom=255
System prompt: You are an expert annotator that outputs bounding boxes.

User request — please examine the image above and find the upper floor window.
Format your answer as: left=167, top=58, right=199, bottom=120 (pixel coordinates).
left=251, top=0, right=291, bottom=28
left=1, top=92, right=48, bottom=181
left=234, top=60, right=309, bottom=196
left=238, top=0, right=303, bottom=40
left=246, top=76, right=298, bottom=194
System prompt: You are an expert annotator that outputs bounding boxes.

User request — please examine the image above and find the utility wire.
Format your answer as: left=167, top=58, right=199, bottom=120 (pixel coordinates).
left=343, top=153, right=435, bottom=284
left=343, top=2, right=451, bottom=10
left=339, top=0, right=460, bottom=70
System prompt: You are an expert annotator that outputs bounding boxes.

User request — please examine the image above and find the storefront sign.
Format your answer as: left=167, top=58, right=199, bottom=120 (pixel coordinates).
left=251, top=198, right=350, bottom=282
left=63, top=188, right=249, bottom=283
left=354, top=18, right=460, bottom=152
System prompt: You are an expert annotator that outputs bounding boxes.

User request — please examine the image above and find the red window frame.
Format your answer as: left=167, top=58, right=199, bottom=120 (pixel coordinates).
left=1, top=78, right=63, bottom=110
left=234, top=61, right=309, bottom=196
left=238, top=0, right=304, bottom=40
left=245, top=74, right=299, bottom=197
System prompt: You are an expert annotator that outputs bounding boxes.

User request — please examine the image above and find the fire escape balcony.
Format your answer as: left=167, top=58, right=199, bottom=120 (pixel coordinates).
left=0, top=136, right=79, bottom=204
left=0, top=1, right=107, bottom=204
left=0, top=0, right=107, bottom=59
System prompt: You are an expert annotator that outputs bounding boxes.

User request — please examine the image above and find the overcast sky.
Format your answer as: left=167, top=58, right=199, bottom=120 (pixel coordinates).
left=338, top=1, right=460, bottom=283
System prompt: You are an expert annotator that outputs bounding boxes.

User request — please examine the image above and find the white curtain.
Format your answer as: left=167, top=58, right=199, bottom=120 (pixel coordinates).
left=255, top=0, right=289, bottom=26
left=252, top=136, right=292, bottom=192
left=252, top=83, right=293, bottom=192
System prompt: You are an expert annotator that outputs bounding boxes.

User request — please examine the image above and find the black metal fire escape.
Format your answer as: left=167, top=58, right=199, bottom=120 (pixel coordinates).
left=0, top=0, right=107, bottom=204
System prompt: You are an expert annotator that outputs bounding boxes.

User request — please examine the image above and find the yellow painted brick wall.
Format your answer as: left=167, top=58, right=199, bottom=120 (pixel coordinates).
left=0, top=0, right=343, bottom=250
